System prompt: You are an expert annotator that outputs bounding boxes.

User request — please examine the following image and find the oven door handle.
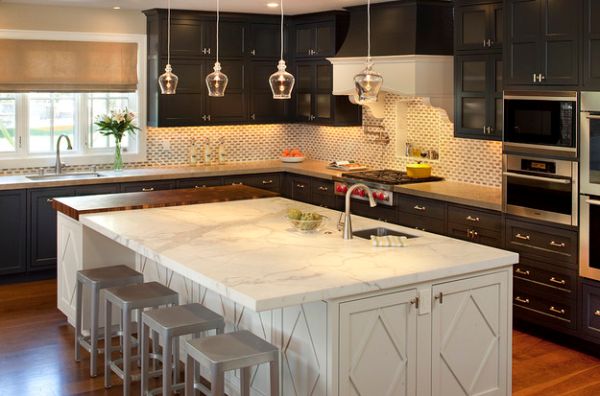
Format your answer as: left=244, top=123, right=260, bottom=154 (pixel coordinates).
left=502, top=172, right=572, bottom=184
left=586, top=198, right=600, bottom=206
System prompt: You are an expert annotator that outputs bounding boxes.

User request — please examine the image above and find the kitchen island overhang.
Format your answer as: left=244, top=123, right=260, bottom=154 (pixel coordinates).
left=58, top=196, right=517, bottom=396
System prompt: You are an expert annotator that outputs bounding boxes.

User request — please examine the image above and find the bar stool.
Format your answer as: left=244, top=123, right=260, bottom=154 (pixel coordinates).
left=75, top=265, right=143, bottom=377
left=141, top=303, right=225, bottom=396
left=104, top=281, right=179, bottom=396
left=184, top=330, right=280, bottom=396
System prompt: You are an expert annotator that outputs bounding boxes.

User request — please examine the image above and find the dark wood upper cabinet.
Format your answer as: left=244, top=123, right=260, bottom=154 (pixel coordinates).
left=504, top=0, right=580, bottom=87
left=291, top=12, right=348, bottom=59
left=583, top=0, right=600, bottom=89
left=454, top=3, right=503, bottom=52
left=248, top=61, right=288, bottom=123
left=248, top=22, right=281, bottom=58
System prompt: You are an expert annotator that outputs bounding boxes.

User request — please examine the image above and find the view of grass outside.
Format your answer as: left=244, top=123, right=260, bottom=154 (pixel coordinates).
left=28, top=93, right=76, bottom=153
left=0, top=94, right=16, bottom=152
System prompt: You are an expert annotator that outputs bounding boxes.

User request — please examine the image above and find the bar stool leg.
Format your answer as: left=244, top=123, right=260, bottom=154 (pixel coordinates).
left=123, top=307, right=132, bottom=396
left=141, top=322, right=150, bottom=395
left=270, top=358, right=279, bottom=396
left=74, top=278, right=82, bottom=363
left=137, top=309, right=143, bottom=368
left=104, top=299, right=113, bottom=389
left=162, top=333, right=172, bottom=396
left=90, top=285, right=100, bottom=377
left=152, top=330, right=160, bottom=370
left=185, top=354, right=194, bottom=396
left=173, top=336, right=180, bottom=387
left=210, top=365, right=224, bottom=396
left=240, top=367, right=251, bottom=396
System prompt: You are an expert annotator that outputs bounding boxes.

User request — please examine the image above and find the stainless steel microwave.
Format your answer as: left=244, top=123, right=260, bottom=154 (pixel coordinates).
left=503, top=91, right=578, bottom=159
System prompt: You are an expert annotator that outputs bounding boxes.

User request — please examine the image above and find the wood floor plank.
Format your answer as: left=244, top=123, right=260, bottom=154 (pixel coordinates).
left=1, top=279, right=600, bottom=395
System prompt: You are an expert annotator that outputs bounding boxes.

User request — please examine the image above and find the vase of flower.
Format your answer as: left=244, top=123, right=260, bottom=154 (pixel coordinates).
left=94, top=108, right=139, bottom=172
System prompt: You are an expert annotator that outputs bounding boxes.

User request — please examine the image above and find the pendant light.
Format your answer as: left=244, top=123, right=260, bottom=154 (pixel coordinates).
left=353, top=0, right=383, bottom=103
left=269, top=0, right=295, bottom=99
left=158, top=0, right=179, bottom=94
left=205, top=0, right=228, bottom=97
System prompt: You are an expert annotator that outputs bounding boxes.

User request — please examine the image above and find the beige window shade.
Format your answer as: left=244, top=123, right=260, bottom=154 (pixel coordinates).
left=0, top=39, right=138, bottom=92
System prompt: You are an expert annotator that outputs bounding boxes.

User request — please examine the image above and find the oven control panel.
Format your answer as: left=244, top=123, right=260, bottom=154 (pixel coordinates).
left=334, top=182, right=394, bottom=206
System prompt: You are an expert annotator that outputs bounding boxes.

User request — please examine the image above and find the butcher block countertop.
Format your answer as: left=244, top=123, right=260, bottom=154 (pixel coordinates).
left=52, top=184, right=278, bottom=220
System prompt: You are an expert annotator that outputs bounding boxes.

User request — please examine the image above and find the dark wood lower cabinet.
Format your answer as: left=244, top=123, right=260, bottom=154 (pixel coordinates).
left=0, top=190, right=27, bottom=275
left=581, top=279, right=600, bottom=342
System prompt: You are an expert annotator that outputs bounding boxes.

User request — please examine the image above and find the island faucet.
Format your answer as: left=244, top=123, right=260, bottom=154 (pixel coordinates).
left=55, top=134, right=73, bottom=175
left=339, top=183, right=377, bottom=239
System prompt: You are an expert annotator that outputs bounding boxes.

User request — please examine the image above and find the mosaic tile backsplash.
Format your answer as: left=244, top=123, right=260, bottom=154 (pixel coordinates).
left=0, top=93, right=502, bottom=187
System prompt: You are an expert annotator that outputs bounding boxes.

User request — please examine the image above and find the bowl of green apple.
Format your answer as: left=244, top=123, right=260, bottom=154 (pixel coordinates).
left=286, top=208, right=328, bottom=232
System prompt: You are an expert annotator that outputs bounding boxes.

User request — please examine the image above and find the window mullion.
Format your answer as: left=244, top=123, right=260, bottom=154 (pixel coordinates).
left=79, top=93, right=88, bottom=153
left=18, top=94, right=28, bottom=157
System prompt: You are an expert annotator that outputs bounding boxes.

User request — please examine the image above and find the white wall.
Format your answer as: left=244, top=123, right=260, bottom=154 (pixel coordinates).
left=0, top=3, right=145, bottom=34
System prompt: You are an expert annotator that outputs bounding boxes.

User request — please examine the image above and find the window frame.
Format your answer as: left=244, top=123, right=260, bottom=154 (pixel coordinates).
left=0, top=29, right=147, bottom=169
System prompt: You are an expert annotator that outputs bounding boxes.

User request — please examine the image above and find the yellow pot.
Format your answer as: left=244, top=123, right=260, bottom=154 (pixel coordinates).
left=406, top=163, right=432, bottom=178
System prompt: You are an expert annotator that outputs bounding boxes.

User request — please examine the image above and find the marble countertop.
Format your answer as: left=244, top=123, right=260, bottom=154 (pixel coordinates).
left=0, top=159, right=502, bottom=210
left=80, top=197, right=517, bottom=312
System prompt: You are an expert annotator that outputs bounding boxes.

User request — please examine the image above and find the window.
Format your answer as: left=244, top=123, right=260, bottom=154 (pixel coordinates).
left=89, top=92, right=136, bottom=150
left=28, top=93, right=77, bottom=153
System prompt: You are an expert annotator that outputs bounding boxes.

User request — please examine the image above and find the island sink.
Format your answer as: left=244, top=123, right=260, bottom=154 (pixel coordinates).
left=352, top=227, right=418, bottom=240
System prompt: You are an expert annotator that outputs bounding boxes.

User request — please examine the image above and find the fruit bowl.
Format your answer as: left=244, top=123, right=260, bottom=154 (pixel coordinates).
left=280, top=156, right=305, bottom=163
left=286, top=209, right=328, bottom=232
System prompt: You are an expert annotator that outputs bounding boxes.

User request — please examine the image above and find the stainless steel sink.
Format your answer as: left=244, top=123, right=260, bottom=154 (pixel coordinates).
left=27, top=172, right=105, bottom=181
left=353, top=227, right=418, bottom=240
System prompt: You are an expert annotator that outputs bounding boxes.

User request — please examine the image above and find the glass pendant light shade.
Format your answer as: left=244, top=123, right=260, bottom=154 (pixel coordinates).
left=158, top=64, right=179, bottom=94
left=354, top=64, right=383, bottom=103
left=206, top=62, right=228, bottom=97
left=269, top=60, right=295, bottom=99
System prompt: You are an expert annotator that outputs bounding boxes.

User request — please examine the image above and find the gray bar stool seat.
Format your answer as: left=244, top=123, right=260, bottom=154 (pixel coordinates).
left=141, top=303, right=225, bottom=396
left=184, top=330, right=279, bottom=396
left=104, top=281, right=179, bottom=396
left=75, top=265, right=143, bottom=377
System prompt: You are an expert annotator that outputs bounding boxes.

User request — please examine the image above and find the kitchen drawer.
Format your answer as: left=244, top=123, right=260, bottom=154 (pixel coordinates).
left=311, top=179, right=337, bottom=209
left=177, top=177, right=223, bottom=189
left=73, top=184, right=120, bottom=196
left=223, top=173, right=281, bottom=192
left=447, top=222, right=502, bottom=248
left=121, top=180, right=177, bottom=193
left=398, top=212, right=445, bottom=235
left=289, top=175, right=312, bottom=203
left=447, top=205, right=502, bottom=232
left=513, top=257, right=577, bottom=297
left=582, top=280, right=600, bottom=340
left=513, top=287, right=576, bottom=330
left=351, top=201, right=398, bottom=224
left=505, top=218, right=578, bottom=268
left=397, top=195, right=446, bottom=220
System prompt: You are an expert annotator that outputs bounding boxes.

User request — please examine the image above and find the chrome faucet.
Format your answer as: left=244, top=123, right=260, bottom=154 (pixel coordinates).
left=338, top=183, right=377, bottom=239
left=55, top=134, right=73, bottom=175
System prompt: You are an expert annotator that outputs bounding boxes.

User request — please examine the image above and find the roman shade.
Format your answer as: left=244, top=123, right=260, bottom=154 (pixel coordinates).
left=0, top=39, right=138, bottom=92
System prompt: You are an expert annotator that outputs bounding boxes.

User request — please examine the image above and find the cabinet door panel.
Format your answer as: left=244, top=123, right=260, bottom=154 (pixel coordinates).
left=211, top=21, right=245, bottom=58
left=541, top=0, right=579, bottom=85
left=248, top=61, right=287, bottom=122
left=432, top=272, right=509, bottom=396
left=339, top=290, right=418, bottom=396
left=506, top=0, right=541, bottom=85
left=583, top=0, right=600, bottom=88
left=0, top=190, right=26, bottom=275
left=29, top=187, right=75, bottom=272
left=455, top=5, right=488, bottom=51
left=248, top=23, right=280, bottom=58
left=206, top=60, right=246, bottom=123
left=491, top=4, right=504, bottom=48
left=582, top=281, right=600, bottom=341
left=165, top=19, right=205, bottom=57
left=295, top=25, right=313, bottom=57
left=159, top=94, right=205, bottom=126
left=160, top=60, right=205, bottom=93
left=315, top=23, right=335, bottom=57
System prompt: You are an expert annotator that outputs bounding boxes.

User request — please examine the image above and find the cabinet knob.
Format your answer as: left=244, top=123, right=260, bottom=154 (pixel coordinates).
left=434, top=292, right=444, bottom=304
left=539, top=74, right=545, bottom=82
left=483, top=40, right=487, bottom=48
left=533, top=73, right=538, bottom=83
left=486, top=126, right=493, bottom=135
left=251, top=114, right=256, bottom=120
left=207, top=115, right=211, bottom=121
left=250, top=49, right=256, bottom=56
left=410, top=297, right=420, bottom=309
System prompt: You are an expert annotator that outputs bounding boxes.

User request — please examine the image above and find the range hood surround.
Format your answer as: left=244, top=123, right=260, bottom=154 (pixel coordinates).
left=327, top=54, right=453, bottom=119
left=329, top=0, right=454, bottom=120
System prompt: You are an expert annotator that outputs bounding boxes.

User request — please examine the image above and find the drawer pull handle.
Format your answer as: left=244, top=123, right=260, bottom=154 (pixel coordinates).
left=410, top=297, right=420, bottom=309
left=467, top=229, right=479, bottom=239
left=595, top=310, right=600, bottom=317
left=194, top=185, right=207, bottom=189
left=515, top=296, right=530, bottom=304
left=549, top=277, right=566, bottom=285
left=318, top=186, right=329, bottom=191
left=46, top=198, right=54, bottom=203
left=231, top=182, right=243, bottom=186
left=515, top=268, right=530, bottom=276
left=296, top=184, right=305, bottom=189
left=466, top=216, right=480, bottom=222
left=414, top=205, right=427, bottom=211
left=515, top=233, right=530, bottom=241
left=262, top=180, right=273, bottom=185
left=434, top=292, right=443, bottom=304
left=550, top=241, right=566, bottom=248
left=142, top=188, right=155, bottom=192
left=549, top=306, right=565, bottom=315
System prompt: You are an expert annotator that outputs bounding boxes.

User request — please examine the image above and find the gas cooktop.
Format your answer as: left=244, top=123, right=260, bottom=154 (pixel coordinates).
left=341, top=169, right=443, bottom=185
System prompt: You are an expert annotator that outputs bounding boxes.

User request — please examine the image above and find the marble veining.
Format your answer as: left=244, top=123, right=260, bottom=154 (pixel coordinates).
left=80, top=197, right=517, bottom=311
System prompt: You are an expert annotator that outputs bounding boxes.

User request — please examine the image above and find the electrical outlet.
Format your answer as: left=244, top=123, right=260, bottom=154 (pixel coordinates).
left=161, top=140, right=171, bottom=151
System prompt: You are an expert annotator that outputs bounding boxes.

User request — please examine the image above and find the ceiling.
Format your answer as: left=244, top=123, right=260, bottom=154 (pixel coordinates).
left=1, top=0, right=396, bottom=15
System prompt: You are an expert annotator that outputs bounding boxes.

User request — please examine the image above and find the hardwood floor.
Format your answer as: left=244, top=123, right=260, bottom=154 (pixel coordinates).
left=1, top=279, right=600, bottom=395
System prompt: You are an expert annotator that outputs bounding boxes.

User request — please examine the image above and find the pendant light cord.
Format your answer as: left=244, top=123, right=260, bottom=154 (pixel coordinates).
left=216, top=0, right=220, bottom=63
left=280, top=0, right=284, bottom=61
left=167, top=0, right=171, bottom=66
left=367, top=0, right=371, bottom=64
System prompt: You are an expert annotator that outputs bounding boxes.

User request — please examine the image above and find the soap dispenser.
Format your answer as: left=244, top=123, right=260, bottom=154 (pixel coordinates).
left=217, top=136, right=226, bottom=164
left=188, top=139, right=198, bottom=166
left=204, top=137, right=212, bottom=164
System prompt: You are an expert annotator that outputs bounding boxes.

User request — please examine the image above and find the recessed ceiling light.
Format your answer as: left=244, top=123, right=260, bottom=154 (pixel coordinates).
left=266, top=2, right=279, bottom=8
left=112, top=6, right=121, bottom=10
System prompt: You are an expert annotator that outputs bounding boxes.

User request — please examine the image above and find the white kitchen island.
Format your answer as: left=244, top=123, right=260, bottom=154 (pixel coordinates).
left=57, top=197, right=517, bottom=396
